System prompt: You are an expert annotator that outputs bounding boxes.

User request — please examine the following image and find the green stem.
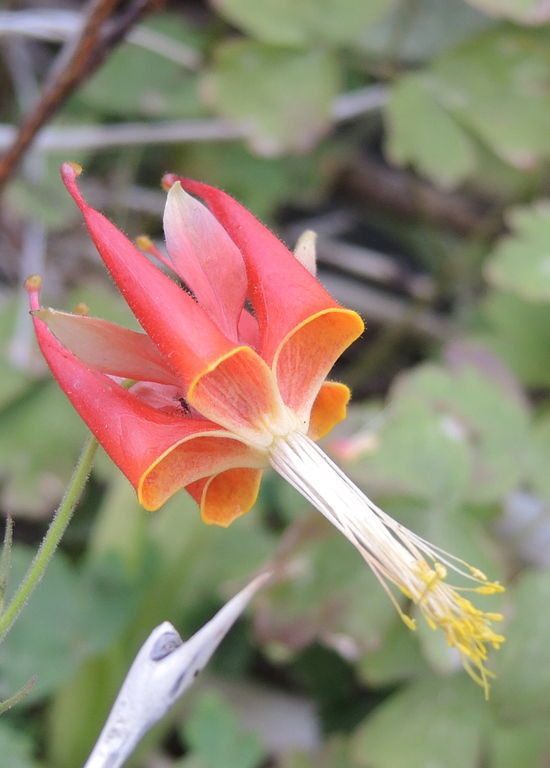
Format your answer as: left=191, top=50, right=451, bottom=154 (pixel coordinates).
left=0, top=675, right=37, bottom=715
left=0, top=514, right=14, bottom=616
left=0, top=434, right=98, bottom=643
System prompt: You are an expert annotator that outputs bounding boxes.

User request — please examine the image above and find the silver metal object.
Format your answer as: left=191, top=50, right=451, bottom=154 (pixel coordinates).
left=83, top=572, right=270, bottom=768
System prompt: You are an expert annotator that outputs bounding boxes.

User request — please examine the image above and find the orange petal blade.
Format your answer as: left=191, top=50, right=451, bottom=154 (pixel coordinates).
left=274, top=308, right=363, bottom=422
left=188, top=346, right=293, bottom=448
left=187, top=468, right=264, bottom=527
left=308, top=381, right=351, bottom=441
left=140, top=439, right=266, bottom=511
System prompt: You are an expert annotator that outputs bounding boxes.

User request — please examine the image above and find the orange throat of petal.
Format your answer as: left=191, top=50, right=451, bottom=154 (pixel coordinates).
left=268, top=432, right=505, bottom=698
left=187, top=346, right=307, bottom=452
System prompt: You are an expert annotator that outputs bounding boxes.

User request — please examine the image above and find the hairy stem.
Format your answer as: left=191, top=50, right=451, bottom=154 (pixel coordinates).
left=0, top=434, right=98, bottom=643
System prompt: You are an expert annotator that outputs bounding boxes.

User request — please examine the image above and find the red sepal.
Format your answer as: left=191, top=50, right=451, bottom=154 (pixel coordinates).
left=163, top=175, right=344, bottom=366
left=61, top=164, right=238, bottom=389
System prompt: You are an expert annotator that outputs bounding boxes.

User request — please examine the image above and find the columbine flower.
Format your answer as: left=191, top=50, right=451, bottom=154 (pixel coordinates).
left=26, top=162, right=504, bottom=694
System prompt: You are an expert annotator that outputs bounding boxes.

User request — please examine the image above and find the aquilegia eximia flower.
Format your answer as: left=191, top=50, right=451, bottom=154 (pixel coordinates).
left=26, top=162, right=504, bottom=694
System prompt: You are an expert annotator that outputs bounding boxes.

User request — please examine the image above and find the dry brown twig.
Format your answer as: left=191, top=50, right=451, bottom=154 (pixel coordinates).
left=0, top=0, right=160, bottom=193
left=338, top=154, right=487, bottom=237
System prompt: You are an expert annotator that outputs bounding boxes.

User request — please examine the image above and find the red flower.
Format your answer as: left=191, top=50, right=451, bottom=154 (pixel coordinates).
left=27, top=162, right=363, bottom=526
left=27, top=164, right=505, bottom=692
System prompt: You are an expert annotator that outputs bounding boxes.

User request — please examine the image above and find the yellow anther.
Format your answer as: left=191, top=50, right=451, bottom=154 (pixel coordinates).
left=136, top=235, right=154, bottom=252
left=470, top=567, right=488, bottom=580
left=401, top=614, right=417, bottom=631
left=67, top=161, right=82, bottom=175
left=476, top=583, right=505, bottom=594
left=435, top=563, right=447, bottom=579
left=74, top=302, right=89, bottom=316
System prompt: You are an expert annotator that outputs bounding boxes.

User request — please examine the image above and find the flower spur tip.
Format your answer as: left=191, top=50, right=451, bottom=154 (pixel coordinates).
left=24, top=275, right=42, bottom=311
left=62, top=161, right=82, bottom=176
left=161, top=173, right=177, bottom=191
left=24, top=274, right=42, bottom=293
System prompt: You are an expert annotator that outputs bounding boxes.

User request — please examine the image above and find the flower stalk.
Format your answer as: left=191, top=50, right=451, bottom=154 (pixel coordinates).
left=0, top=432, right=98, bottom=644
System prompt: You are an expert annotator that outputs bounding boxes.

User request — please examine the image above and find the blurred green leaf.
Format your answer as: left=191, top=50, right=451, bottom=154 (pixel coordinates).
left=0, top=722, right=38, bottom=768
left=6, top=176, right=81, bottom=230
left=276, top=752, right=314, bottom=768
left=79, top=56, right=200, bottom=120
left=386, top=73, right=476, bottom=187
left=169, top=512, right=276, bottom=635
left=527, top=413, right=550, bottom=503
left=0, top=380, right=87, bottom=516
left=386, top=27, right=550, bottom=182
left=254, top=519, right=398, bottom=654
left=0, top=361, right=31, bottom=415
left=339, top=354, right=528, bottom=509
left=48, top=651, right=130, bottom=768
left=204, top=42, right=339, bottom=155
left=462, top=0, right=550, bottom=24
left=275, top=736, right=355, bottom=768
left=180, top=142, right=327, bottom=222
left=0, top=545, right=82, bottom=703
left=174, top=757, right=204, bottom=768
left=84, top=470, right=148, bottom=572
left=485, top=201, right=550, bottom=301
left=183, top=690, right=265, bottom=768
left=358, top=0, right=494, bottom=61
left=350, top=674, right=489, bottom=768
left=0, top=544, right=137, bottom=704
left=488, top=720, right=550, bottom=768
left=476, top=290, right=550, bottom=386
left=492, top=567, right=550, bottom=722
left=390, top=361, right=530, bottom=504
left=86, top=473, right=274, bottom=639
left=342, top=394, right=471, bottom=507
left=76, top=15, right=203, bottom=119
left=432, top=28, right=550, bottom=169
left=212, top=0, right=396, bottom=46
left=77, top=554, right=140, bottom=655
left=459, top=135, right=539, bottom=201
left=0, top=300, right=33, bottom=413
left=357, top=619, right=427, bottom=686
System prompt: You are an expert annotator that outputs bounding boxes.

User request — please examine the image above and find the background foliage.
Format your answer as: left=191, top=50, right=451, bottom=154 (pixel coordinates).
left=2, top=0, right=550, bottom=765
